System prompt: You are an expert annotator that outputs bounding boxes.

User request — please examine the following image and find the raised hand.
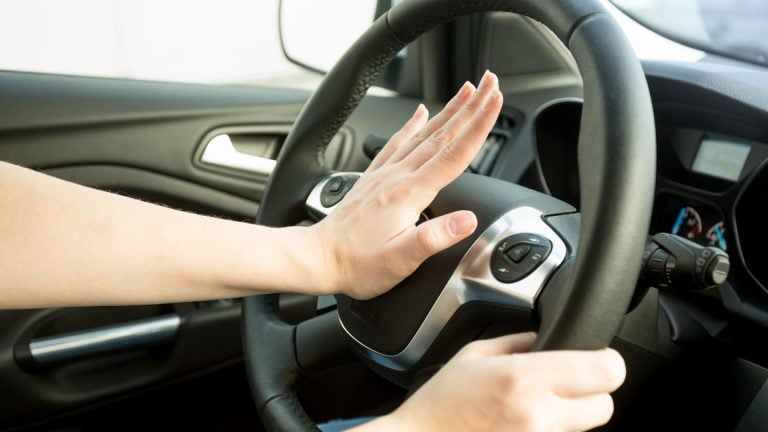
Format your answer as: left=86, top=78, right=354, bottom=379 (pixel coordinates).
left=311, top=70, right=503, bottom=299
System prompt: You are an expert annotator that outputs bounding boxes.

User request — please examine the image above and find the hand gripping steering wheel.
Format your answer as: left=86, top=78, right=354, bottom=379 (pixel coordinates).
left=243, top=1, right=655, bottom=430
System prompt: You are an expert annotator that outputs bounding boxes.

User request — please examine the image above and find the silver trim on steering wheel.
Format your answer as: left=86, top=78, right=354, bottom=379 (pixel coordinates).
left=340, top=206, right=568, bottom=371
left=306, top=172, right=362, bottom=219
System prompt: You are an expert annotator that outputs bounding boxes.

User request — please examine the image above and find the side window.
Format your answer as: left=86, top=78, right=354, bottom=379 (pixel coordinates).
left=0, top=0, right=317, bottom=88
left=278, top=0, right=409, bottom=93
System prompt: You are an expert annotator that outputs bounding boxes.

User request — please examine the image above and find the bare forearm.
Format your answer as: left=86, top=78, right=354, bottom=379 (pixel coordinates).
left=1, top=73, right=502, bottom=309
left=0, top=162, right=320, bottom=308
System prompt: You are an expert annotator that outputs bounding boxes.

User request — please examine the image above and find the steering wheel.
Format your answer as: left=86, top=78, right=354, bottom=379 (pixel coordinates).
left=243, top=0, right=655, bottom=430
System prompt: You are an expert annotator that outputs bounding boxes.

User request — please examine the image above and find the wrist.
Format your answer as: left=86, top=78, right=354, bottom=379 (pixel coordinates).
left=298, top=223, right=341, bottom=296
left=210, top=222, right=337, bottom=298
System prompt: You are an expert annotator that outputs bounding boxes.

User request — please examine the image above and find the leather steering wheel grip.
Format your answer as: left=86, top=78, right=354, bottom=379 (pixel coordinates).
left=242, top=295, right=317, bottom=431
left=244, top=1, right=655, bottom=431
left=532, top=14, right=655, bottom=350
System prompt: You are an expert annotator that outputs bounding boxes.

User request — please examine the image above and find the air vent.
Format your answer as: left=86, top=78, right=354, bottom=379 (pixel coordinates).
left=468, top=114, right=516, bottom=176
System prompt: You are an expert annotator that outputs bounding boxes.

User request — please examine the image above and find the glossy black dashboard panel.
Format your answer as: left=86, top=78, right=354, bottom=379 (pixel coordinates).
left=651, top=63, right=768, bottom=326
left=652, top=128, right=768, bottom=254
left=646, top=62, right=768, bottom=308
left=528, top=59, right=768, bottom=329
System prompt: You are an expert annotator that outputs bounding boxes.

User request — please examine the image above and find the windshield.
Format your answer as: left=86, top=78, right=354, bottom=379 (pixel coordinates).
left=610, top=0, right=768, bottom=67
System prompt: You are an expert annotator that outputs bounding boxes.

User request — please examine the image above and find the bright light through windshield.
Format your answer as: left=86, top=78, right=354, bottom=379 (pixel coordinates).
left=602, top=0, right=704, bottom=63
left=610, top=0, right=768, bottom=66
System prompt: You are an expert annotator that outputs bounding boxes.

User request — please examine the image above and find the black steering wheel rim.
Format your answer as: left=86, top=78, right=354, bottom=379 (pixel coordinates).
left=244, top=1, right=655, bottom=430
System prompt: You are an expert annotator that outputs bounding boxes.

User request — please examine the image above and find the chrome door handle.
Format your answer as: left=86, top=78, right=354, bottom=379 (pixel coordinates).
left=28, top=314, right=181, bottom=364
left=200, top=134, right=276, bottom=176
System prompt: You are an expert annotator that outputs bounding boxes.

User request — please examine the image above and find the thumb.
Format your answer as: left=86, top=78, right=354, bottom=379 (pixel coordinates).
left=398, top=210, right=477, bottom=266
left=462, top=332, right=538, bottom=358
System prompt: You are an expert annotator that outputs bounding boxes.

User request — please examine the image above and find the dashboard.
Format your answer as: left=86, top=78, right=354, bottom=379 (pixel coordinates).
left=519, top=59, right=768, bottom=331
left=653, top=124, right=768, bottom=303
left=654, top=196, right=728, bottom=251
left=651, top=128, right=768, bottom=255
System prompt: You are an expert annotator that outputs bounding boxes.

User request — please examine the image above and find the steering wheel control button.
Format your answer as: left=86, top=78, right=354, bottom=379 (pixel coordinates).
left=320, top=175, right=358, bottom=208
left=326, top=176, right=345, bottom=193
left=505, top=244, right=531, bottom=262
left=528, top=245, right=548, bottom=262
left=491, top=234, right=553, bottom=283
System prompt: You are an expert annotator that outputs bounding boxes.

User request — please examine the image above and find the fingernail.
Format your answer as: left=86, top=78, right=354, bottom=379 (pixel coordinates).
left=455, top=81, right=473, bottom=101
left=603, top=348, right=627, bottom=386
left=479, top=70, right=493, bottom=91
left=449, top=212, right=477, bottom=236
left=413, top=103, right=426, bottom=117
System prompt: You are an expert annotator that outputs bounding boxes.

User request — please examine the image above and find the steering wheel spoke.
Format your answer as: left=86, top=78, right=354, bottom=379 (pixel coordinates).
left=345, top=205, right=569, bottom=372
left=454, top=207, right=568, bottom=309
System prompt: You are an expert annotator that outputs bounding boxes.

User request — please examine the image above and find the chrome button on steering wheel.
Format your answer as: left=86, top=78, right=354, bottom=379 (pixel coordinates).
left=306, top=172, right=362, bottom=219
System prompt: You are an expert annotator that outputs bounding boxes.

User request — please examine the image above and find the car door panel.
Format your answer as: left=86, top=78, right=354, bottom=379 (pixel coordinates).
left=1, top=304, right=241, bottom=428
left=45, top=165, right=261, bottom=220
left=0, top=71, right=312, bottom=201
left=0, top=71, right=312, bottom=429
left=0, top=65, right=424, bottom=429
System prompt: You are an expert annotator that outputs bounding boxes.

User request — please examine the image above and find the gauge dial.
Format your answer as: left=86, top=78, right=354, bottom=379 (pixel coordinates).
left=706, top=221, right=728, bottom=251
left=672, top=206, right=703, bottom=240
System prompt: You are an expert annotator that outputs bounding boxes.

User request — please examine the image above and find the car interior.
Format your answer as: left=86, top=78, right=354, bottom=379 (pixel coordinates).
left=1, top=0, right=768, bottom=431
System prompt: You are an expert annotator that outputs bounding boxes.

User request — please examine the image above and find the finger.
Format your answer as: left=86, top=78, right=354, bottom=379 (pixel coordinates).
left=507, top=349, right=626, bottom=397
left=390, top=210, right=477, bottom=269
left=559, top=393, right=615, bottom=432
left=460, top=332, right=537, bottom=358
left=415, top=84, right=503, bottom=190
left=403, top=71, right=499, bottom=173
left=366, top=104, right=429, bottom=172
left=386, top=80, right=476, bottom=166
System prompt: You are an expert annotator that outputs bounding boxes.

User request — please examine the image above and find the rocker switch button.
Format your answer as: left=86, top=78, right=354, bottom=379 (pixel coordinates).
left=505, top=244, right=531, bottom=263
left=320, top=176, right=358, bottom=208
left=491, top=234, right=553, bottom=283
left=326, top=177, right=345, bottom=193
